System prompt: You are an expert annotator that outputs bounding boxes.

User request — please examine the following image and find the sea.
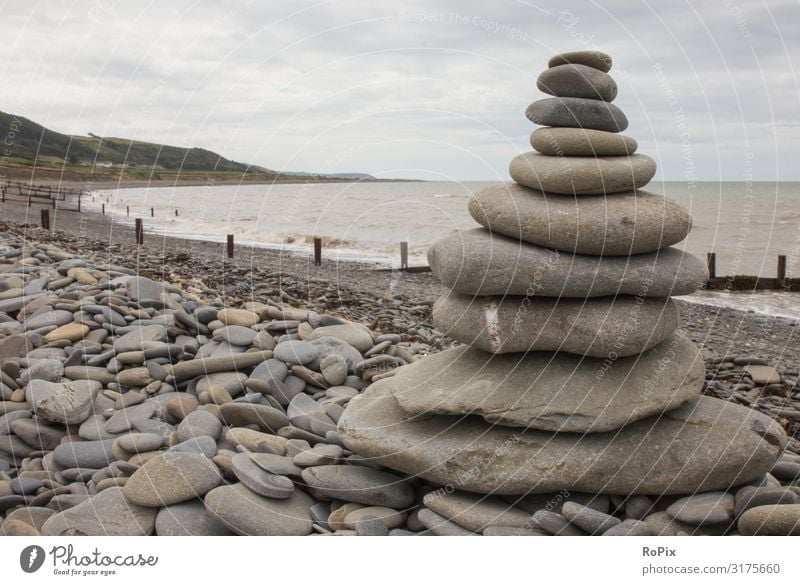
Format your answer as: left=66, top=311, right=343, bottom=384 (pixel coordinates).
left=86, top=181, right=800, bottom=320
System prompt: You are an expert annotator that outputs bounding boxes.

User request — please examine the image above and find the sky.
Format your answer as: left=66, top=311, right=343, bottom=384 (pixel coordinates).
left=0, top=0, right=798, bottom=181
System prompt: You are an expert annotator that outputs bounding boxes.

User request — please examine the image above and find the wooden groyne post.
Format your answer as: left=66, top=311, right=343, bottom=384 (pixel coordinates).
left=778, top=255, right=787, bottom=289
left=40, top=209, right=50, bottom=231
left=313, top=237, right=322, bottom=266
left=400, top=241, right=409, bottom=271
left=707, top=253, right=716, bottom=280
left=227, top=234, right=234, bottom=258
left=135, top=218, right=144, bottom=245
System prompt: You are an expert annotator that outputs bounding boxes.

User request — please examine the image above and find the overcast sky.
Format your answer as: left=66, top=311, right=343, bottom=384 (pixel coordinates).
left=1, top=0, right=798, bottom=181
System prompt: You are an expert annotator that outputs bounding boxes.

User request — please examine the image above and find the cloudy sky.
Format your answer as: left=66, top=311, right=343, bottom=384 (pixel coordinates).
left=1, top=0, right=797, bottom=181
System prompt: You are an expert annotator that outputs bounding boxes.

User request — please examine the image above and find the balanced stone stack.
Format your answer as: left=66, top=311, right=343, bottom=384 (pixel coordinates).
left=340, top=51, right=787, bottom=517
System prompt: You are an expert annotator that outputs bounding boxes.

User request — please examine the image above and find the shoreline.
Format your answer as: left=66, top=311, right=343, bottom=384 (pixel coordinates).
left=1, top=197, right=800, bottom=366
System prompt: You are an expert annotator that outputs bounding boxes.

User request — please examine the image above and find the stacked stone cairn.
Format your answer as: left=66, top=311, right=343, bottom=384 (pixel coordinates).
left=340, top=50, right=791, bottom=535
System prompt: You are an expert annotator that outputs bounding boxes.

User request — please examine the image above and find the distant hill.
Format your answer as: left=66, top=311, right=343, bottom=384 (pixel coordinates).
left=0, top=111, right=253, bottom=173
left=0, top=111, right=381, bottom=183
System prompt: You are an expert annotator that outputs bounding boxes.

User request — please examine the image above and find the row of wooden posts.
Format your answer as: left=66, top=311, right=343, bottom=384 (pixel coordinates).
left=30, top=209, right=797, bottom=287
left=1, top=180, right=83, bottom=211
left=119, top=216, right=412, bottom=267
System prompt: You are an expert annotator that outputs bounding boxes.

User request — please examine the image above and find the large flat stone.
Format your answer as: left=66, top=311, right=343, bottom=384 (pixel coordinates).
left=432, top=292, right=678, bottom=357
left=339, top=380, right=786, bottom=496
left=390, top=333, right=704, bottom=432
left=509, top=152, right=655, bottom=195
left=204, top=483, right=313, bottom=536
left=42, top=487, right=156, bottom=536
left=468, top=183, right=692, bottom=255
left=428, top=228, right=707, bottom=297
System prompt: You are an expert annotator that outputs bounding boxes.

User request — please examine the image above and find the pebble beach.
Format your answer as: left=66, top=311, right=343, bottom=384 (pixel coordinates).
left=0, top=201, right=799, bottom=536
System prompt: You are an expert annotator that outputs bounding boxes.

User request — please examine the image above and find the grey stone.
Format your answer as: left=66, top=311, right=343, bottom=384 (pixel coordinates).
left=301, top=465, right=414, bottom=508
left=124, top=451, right=222, bottom=507
left=218, top=402, right=288, bottom=434
left=666, top=492, right=735, bottom=526
left=42, top=487, right=156, bottom=536
left=10, top=418, right=66, bottom=451
left=561, top=501, right=621, bottom=534
left=417, top=508, right=477, bottom=536
left=53, top=439, right=116, bottom=469
left=531, top=510, right=586, bottom=535
left=432, top=292, right=678, bottom=357
left=422, top=490, right=531, bottom=533
left=538, top=63, right=617, bottom=101
left=274, top=340, right=320, bottom=365
left=603, top=519, right=654, bottom=536
left=113, top=325, right=167, bottom=353
left=734, top=486, right=798, bottom=517
left=115, top=432, right=163, bottom=453
left=390, top=333, right=703, bottom=432
left=527, top=97, right=628, bottom=132
left=231, top=453, right=295, bottom=498
left=26, top=379, right=100, bottom=425
left=738, top=504, right=800, bottom=536
left=169, top=436, right=218, bottom=458
left=248, top=453, right=304, bottom=479
left=20, top=358, right=63, bottom=383
left=176, top=409, right=223, bottom=441
left=105, top=401, right=156, bottom=434
left=308, top=324, right=373, bottom=353
left=204, top=482, right=313, bottom=536
left=214, top=325, right=257, bottom=346
left=339, top=379, right=786, bottom=495
left=548, top=50, right=612, bottom=72
left=469, top=183, right=692, bottom=256
left=24, top=310, right=75, bottom=330
left=127, top=277, right=165, bottom=304
left=510, top=151, right=653, bottom=195
left=155, top=500, right=233, bottom=535
left=531, top=127, right=637, bottom=156
left=428, top=229, right=707, bottom=298
left=320, top=354, right=348, bottom=386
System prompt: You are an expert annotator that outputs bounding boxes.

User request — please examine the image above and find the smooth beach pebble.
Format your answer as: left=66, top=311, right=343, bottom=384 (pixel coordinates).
left=432, top=292, right=679, bottom=357
left=531, top=127, right=637, bottom=156
left=537, top=63, right=617, bottom=101
left=468, top=183, right=692, bottom=255
left=548, top=50, right=612, bottom=72
left=526, top=97, right=628, bottom=132
left=508, top=152, right=656, bottom=195
left=428, top=228, right=707, bottom=298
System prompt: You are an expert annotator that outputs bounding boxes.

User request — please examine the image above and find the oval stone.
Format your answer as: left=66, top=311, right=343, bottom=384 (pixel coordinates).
left=738, top=504, right=800, bottom=536
left=538, top=64, right=617, bottom=101
left=432, top=292, right=678, bottom=357
left=527, top=97, right=628, bottom=132
left=468, top=183, right=692, bottom=255
left=390, top=333, right=704, bottom=432
left=427, top=229, right=707, bottom=298
left=509, top=152, right=656, bottom=195
left=204, top=483, right=313, bottom=536
left=548, top=50, right=612, bottom=72
left=123, top=451, right=222, bottom=507
left=531, top=127, right=637, bottom=156
left=339, top=380, right=786, bottom=496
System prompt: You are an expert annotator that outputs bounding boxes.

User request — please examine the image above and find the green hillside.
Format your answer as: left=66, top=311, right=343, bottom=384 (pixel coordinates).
left=0, top=110, right=254, bottom=173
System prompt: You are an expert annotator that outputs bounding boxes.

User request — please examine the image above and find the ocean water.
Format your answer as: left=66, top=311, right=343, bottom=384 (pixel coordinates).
left=86, top=181, right=800, bottom=319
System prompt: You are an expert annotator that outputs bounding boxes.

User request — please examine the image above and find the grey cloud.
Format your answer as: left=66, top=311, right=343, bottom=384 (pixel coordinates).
left=0, top=0, right=797, bottom=180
